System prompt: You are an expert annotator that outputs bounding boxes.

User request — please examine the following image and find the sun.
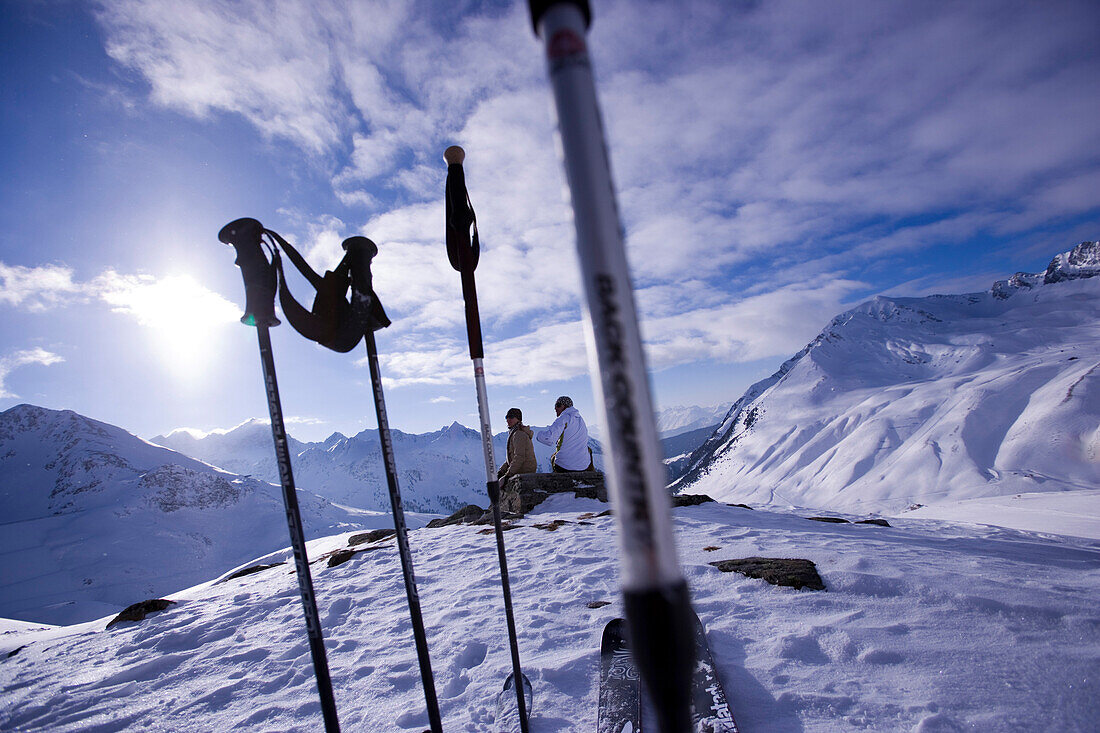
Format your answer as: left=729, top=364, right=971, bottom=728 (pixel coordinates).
left=99, top=272, right=242, bottom=380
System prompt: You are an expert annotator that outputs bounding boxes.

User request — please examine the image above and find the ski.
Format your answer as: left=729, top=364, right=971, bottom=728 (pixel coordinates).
left=598, top=618, right=642, bottom=733
left=690, top=613, right=740, bottom=733
left=497, top=672, right=534, bottom=733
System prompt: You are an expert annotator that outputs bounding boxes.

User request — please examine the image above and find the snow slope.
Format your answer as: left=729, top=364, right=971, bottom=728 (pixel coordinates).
left=1, top=495, right=1097, bottom=731
left=0, top=405, right=408, bottom=626
left=677, top=242, right=1100, bottom=516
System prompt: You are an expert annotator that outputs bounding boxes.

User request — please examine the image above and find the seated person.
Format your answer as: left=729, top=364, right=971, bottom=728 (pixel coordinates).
left=536, top=396, right=594, bottom=473
left=498, top=407, right=537, bottom=481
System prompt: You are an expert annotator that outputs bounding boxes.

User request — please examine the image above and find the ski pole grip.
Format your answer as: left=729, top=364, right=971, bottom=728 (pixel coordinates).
left=219, top=217, right=280, bottom=328
left=528, top=0, right=590, bottom=34
left=342, top=235, right=379, bottom=285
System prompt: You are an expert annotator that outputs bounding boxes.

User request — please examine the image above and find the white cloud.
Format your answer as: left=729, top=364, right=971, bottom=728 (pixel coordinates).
left=0, top=263, right=87, bottom=311
left=0, top=348, right=64, bottom=399
left=90, top=0, right=1100, bottom=393
left=0, top=263, right=241, bottom=334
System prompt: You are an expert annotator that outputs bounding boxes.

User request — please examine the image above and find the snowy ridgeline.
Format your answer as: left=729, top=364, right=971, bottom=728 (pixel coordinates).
left=151, top=420, right=609, bottom=515
left=677, top=241, right=1100, bottom=518
left=2, top=495, right=1098, bottom=731
left=151, top=407, right=726, bottom=515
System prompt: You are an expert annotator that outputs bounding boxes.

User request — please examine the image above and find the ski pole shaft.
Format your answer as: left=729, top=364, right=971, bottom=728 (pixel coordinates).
left=256, top=327, right=341, bottom=733
left=445, top=146, right=529, bottom=731
left=219, top=217, right=340, bottom=733
left=347, top=239, right=442, bottom=726
left=526, top=3, right=694, bottom=732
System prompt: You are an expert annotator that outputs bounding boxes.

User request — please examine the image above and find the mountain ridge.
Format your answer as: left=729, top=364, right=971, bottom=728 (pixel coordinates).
left=675, top=241, right=1100, bottom=512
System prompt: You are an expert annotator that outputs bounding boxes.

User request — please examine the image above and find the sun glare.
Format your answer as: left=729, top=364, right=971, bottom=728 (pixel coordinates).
left=100, top=273, right=242, bottom=380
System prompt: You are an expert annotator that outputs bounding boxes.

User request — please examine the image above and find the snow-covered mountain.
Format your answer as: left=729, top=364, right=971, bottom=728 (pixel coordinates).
left=0, top=405, right=400, bottom=625
left=654, top=402, right=732, bottom=438
left=154, top=420, right=606, bottom=513
left=2, top=494, right=1098, bottom=731
left=676, top=241, right=1100, bottom=513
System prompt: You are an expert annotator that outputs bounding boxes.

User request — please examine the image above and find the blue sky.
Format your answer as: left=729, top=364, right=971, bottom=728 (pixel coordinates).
left=1, top=0, right=1097, bottom=442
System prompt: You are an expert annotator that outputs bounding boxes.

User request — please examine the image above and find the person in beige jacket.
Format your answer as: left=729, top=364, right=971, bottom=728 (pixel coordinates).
left=497, top=407, right=538, bottom=481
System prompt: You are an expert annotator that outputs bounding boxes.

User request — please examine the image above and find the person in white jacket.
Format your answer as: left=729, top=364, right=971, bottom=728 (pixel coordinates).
left=536, top=396, right=594, bottom=472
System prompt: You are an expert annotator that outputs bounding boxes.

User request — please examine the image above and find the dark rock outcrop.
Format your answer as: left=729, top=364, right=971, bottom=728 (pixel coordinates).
left=348, top=529, right=396, bottom=546
left=671, top=493, right=715, bottom=507
left=499, top=472, right=606, bottom=516
left=106, top=599, right=177, bottom=629
left=426, top=504, right=488, bottom=528
left=710, top=557, right=826, bottom=591
left=221, top=562, right=285, bottom=582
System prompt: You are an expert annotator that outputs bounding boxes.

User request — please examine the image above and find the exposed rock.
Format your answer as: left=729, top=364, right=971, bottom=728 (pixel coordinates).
left=710, top=557, right=826, bottom=591
left=533, top=519, right=569, bottom=532
left=221, top=562, right=285, bottom=582
left=426, top=504, right=488, bottom=528
left=857, top=519, right=891, bottom=527
left=703, top=546, right=721, bottom=552
left=807, top=516, right=850, bottom=524
left=477, top=523, right=518, bottom=535
left=348, top=529, right=397, bottom=546
left=327, top=550, right=357, bottom=568
left=7, top=645, right=27, bottom=658
left=671, top=493, right=715, bottom=507
left=727, top=503, right=754, bottom=510
left=587, top=601, right=612, bottom=609
left=1044, top=241, right=1100, bottom=284
left=106, top=599, right=177, bottom=629
left=499, top=472, right=606, bottom=516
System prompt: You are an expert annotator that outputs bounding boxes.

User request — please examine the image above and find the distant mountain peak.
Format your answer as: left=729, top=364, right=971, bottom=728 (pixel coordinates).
left=992, top=240, right=1099, bottom=298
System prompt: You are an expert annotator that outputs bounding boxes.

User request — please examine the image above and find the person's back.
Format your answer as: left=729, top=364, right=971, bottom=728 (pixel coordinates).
left=535, top=396, right=593, bottom=472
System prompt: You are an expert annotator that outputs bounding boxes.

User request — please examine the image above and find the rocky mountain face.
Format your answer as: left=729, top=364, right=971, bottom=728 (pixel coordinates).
left=0, top=405, right=380, bottom=625
left=675, top=242, right=1100, bottom=513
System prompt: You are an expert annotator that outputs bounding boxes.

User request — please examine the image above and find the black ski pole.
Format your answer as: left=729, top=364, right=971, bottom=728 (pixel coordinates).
left=444, top=146, right=530, bottom=733
left=342, top=236, right=444, bottom=733
left=218, top=217, right=341, bottom=733
left=525, top=3, right=695, bottom=732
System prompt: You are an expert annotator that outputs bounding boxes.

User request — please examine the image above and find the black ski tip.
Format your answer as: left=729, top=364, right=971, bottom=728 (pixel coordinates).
left=502, top=671, right=532, bottom=692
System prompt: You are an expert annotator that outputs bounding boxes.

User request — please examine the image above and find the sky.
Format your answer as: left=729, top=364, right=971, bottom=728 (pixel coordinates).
left=1, top=0, right=1098, bottom=443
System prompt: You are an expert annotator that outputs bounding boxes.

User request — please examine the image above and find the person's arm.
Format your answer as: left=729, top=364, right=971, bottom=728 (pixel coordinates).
left=535, top=413, right=567, bottom=446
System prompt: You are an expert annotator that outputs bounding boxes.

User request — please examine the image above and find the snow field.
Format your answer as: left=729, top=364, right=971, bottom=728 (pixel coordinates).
left=2, top=495, right=1099, bottom=731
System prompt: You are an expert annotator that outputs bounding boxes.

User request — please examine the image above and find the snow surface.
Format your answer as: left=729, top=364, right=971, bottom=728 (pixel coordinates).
left=2, top=494, right=1098, bottom=732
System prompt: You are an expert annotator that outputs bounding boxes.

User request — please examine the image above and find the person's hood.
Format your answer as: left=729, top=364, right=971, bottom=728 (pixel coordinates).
left=560, top=406, right=580, bottom=420
left=512, top=424, right=533, bottom=438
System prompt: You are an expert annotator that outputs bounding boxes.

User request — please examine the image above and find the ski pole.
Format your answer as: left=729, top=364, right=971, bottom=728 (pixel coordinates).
left=525, top=3, right=695, bottom=732
left=342, top=236, right=444, bottom=733
left=444, top=146, right=530, bottom=733
left=218, top=217, right=341, bottom=733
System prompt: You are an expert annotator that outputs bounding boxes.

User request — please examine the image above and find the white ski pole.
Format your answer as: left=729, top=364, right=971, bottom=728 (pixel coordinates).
left=526, top=3, right=694, bottom=731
